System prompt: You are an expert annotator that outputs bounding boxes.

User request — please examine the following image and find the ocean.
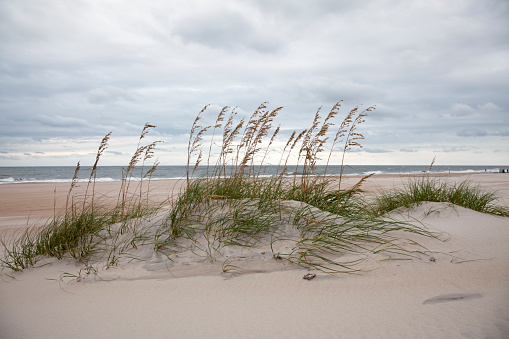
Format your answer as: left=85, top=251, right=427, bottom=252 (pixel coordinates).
left=0, top=165, right=506, bottom=184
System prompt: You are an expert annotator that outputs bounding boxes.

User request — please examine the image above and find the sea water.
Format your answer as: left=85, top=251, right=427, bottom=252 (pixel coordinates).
left=0, top=165, right=505, bottom=184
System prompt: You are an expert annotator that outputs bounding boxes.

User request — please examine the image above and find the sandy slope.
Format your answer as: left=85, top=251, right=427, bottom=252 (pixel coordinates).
left=1, top=174, right=508, bottom=338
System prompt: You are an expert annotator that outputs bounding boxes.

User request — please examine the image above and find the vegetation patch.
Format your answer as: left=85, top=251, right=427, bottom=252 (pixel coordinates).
left=1, top=102, right=507, bottom=277
left=368, top=177, right=509, bottom=218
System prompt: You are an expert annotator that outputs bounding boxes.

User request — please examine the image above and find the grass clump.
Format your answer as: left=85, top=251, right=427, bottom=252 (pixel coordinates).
left=154, top=101, right=438, bottom=273
left=1, top=124, right=163, bottom=272
left=1, top=206, right=112, bottom=271
left=369, top=177, right=509, bottom=217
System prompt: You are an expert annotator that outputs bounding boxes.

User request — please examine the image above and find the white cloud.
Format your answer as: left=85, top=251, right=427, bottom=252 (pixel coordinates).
left=478, top=102, right=502, bottom=112
left=450, top=103, right=475, bottom=117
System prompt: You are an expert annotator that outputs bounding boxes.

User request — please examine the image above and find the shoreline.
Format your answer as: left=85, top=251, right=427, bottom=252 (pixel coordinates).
left=1, top=164, right=506, bottom=186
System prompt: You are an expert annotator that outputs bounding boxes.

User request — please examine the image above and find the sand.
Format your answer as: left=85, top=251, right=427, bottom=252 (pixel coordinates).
left=1, top=173, right=508, bottom=338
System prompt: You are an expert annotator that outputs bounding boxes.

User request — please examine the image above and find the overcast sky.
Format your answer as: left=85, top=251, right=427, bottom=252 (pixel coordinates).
left=1, top=0, right=508, bottom=167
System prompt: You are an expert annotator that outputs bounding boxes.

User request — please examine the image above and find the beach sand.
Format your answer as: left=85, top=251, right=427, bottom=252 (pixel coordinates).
left=1, top=173, right=508, bottom=338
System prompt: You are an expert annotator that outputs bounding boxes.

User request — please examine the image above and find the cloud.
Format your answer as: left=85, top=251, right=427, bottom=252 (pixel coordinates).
left=88, top=86, right=136, bottom=104
left=0, top=0, right=508, bottom=166
left=441, top=146, right=472, bottom=153
left=107, top=151, right=124, bottom=156
left=450, top=103, right=475, bottom=117
left=457, top=129, right=489, bottom=137
left=362, top=148, right=391, bottom=154
left=173, top=6, right=281, bottom=53
left=477, top=102, right=502, bottom=113
left=36, top=115, right=92, bottom=128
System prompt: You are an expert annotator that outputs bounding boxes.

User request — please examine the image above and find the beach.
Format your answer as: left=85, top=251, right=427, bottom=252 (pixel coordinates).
left=1, top=173, right=509, bottom=338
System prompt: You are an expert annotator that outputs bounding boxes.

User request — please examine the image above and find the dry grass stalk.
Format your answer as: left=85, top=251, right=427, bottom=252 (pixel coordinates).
left=85, top=132, right=112, bottom=214
left=65, top=161, right=81, bottom=215
left=322, top=100, right=343, bottom=175
left=350, top=173, right=375, bottom=192
left=428, top=156, right=436, bottom=173
left=187, top=106, right=209, bottom=188
left=256, top=125, right=281, bottom=179
left=336, top=106, right=374, bottom=210
left=206, top=106, right=228, bottom=179
left=138, top=140, right=162, bottom=203
left=298, top=107, right=322, bottom=177
left=219, top=111, right=244, bottom=179
left=119, top=123, right=158, bottom=217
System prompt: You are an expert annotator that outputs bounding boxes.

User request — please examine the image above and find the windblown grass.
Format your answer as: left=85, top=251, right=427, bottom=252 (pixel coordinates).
left=368, top=177, right=509, bottom=217
left=1, top=206, right=113, bottom=271
left=3, top=101, right=506, bottom=276
left=154, top=102, right=439, bottom=273
left=1, top=125, right=163, bottom=272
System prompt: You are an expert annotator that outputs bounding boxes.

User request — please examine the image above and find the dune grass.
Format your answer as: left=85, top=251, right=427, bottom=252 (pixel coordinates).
left=1, top=102, right=507, bottom=276
left=153, top=102, right=440, bottom=273
left=0, top=124, right=163, bottom=272
left=368, top=177, right=509, bottom=218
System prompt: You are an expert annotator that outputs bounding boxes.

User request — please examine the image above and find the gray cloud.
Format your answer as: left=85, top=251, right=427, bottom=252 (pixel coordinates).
left=88, top=86, right=136, bottom=104
left=363, top=148, right=392, bottom=154
left=457, top=129, right=489, bottom=137
left=441, top=146, right=472, bottom=153
left=0, top=0, right=508, bottom=166
left=450, top=103, right=475, bottom=117
left=174, top=8, right=281, bottom=53
left=36, top=115, right=92, bottom=128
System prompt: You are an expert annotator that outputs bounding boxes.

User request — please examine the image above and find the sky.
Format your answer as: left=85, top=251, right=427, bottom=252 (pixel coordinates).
left=1, top=0, right=508, bottom=167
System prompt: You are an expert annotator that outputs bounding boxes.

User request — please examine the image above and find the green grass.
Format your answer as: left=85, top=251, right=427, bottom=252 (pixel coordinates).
left=1, top=206, right=114, bottom=271
left=1, top=102, right=507, bottom=276
left=368, top=177, right=509, bottom=217
left=1, top=124, right=163, bottom=272
left=153, top=102, right=439, bottom=273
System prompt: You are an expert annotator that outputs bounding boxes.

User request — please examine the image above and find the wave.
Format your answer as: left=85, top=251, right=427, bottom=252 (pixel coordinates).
left=0, top=177, right=118, bottom=184
left=1, top=166, right=505, bottom=184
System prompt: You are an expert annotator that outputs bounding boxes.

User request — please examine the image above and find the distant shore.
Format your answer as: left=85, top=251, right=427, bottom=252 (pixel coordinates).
left=1, top=164, right=506, bottom=185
